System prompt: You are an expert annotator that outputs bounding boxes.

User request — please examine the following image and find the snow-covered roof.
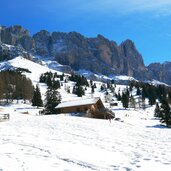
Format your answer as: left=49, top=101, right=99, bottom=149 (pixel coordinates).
left=56, top=97, right=101, bottom=109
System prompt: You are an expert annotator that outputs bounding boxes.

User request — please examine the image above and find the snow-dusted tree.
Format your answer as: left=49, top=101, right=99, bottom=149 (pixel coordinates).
left=32, top=84, right=43, bottom=108
left=44, top=88, right=61, bottom=114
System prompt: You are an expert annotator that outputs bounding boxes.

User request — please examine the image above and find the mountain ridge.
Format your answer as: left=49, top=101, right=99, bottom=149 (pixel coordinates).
left=0, top=25, right=171, bottom=85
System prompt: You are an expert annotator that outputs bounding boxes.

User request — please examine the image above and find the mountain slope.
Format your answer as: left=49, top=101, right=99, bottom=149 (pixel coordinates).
left=147, top=62, right=171, bottom=85
left=0, top=51, right=171, bottom=170
left=0, top=25, right=171, bottom=85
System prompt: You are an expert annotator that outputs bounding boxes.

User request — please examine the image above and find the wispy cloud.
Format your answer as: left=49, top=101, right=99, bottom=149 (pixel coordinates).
left=38, top=0, right=171, bottom=17
left=78, top=0, right=171, bottom=16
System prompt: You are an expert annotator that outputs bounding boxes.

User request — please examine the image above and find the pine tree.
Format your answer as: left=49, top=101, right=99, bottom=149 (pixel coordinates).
left=44, top=88, right=61, bottom=114
left=72, top=86, right=76, bottom=94
left=52, top=80, right=60, bottom=89
left=75, top=86, right=85, bottom=97
left=160, top=99, right=171, bottom=127
left=91, top=85, right=95, bottom=94
left=117, top=92, right=122, bottom=101
left=90, top=80, right=93, bottom=87
left=100, top=85, right=105, bottom=91
left=121, top=92, right=129, bottom=109
left=46, top=74, right=52, bottom=87
left=32, top=85, right=43, bottom=108
left=168, top=92, right=171, bottom=104
left=129, top=95, right=136, bottom=109
left=142, top=98, right=146, bottom=110
left=136, top=86, right=141, bottom=95
left=154, top=102, right=160, bottom=117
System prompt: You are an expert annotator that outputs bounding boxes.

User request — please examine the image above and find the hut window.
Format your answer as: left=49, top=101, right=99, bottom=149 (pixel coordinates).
left=77, top=108, right=80, bottom=112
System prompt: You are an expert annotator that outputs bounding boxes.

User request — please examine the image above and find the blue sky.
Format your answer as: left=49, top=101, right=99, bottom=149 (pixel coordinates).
left=1, top=0, right=171, bottom=65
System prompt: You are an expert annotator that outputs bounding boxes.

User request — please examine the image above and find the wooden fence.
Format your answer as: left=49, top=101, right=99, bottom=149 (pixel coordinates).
left=0, top=113, right=10, bottom=121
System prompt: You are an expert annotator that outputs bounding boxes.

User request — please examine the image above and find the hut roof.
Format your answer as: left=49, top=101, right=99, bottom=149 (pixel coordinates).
left=56, top=97, right=101, bottom=109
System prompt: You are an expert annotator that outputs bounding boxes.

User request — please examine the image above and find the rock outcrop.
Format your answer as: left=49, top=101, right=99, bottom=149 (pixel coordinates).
left=0, top=25, right=171, bottom=85
left=147, top=62, right=171, bottom=85
left=0, top=25, right=34, bottom=52
left=0, top=43, right=31, bottom=60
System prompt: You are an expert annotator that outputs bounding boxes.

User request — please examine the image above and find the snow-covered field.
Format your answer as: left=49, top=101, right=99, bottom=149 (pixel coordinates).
left=0, top=104, right=171, bottom=171
left=0, top=56, right=171, bottom=171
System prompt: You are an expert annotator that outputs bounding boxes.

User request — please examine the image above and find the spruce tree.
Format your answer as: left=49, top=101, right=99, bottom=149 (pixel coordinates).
left=129, top=95, right=136, bottom=109
left=46, top=74, right=52, bottom=87
left=32, top=85, right=43, bottom=108
left=117, top=92, right=122, bottom=101
left=91, top=85, right=95, bottom=94
left=75, top=86, right=85, bottom=97
left=136, top=86, right=141, bottom=95
left=154, top=102, right=160, bottom=117
left=52, top=80, right=60, bottom=89
left=160, top=99, right=171, bottom=127
left=121, top=92, right=129, bottom=109
left=44, top=88, right=61, bottom=114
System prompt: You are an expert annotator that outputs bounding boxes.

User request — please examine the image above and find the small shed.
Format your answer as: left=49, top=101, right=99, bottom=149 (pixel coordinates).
left=56, top=97, right=104, bottom=114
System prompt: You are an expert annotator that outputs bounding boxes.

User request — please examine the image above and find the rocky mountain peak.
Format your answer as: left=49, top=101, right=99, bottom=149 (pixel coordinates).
left=32, top=30, right=51, bottom=56
left=96, top=34, right=108, bottom=41
left=121, top=39, right=135, bottom=47
left=0, top=25, right=24, bottom=44
left=1, top=25, right=171, bottom=85
left=0, top=25, right=34, bottom=51
left=33, top=30, right=50, bottom=38
left=8, top=25, right=29, bottom=37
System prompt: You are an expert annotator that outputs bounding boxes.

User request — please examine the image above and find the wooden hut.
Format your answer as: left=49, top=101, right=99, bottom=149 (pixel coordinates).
left=55, top=97, right=104, bottom=114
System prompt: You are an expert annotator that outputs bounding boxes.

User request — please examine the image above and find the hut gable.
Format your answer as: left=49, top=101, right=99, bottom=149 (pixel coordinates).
left=56, top=97, right=104, bottom=114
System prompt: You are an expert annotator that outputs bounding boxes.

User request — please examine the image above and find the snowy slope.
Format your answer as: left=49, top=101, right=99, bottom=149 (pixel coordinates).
left=0, top=56, right=171, bottom=171
left=8, top=56, right=59, bottom=84
left=0, top=104, right=171, bottom=171
left=7, top=56, right=65, bottom=99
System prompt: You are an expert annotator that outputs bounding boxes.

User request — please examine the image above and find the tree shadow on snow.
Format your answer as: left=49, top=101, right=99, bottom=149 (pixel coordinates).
left=16, top=107, right=36, bottom=110
left=146, top=124, right=170, bottom=129
left=112, top=108, right=129, bottom=111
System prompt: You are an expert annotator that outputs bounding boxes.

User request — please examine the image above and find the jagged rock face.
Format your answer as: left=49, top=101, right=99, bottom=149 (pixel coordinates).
left=0, top=43, right=32, bottom=60
left=89, top=35, right=121, bottom=73
left=0, top=25, right=35, bottom=51
left=33, top=30, right=51, bottom=56
left=147, top=62, right=171, bottom=85
left=52, top=33, right=146, bottom=78
left=118, top=40, right=146, bottom=79
left=1, top=25, right=171, bottom=85
left=52, top=33, right=118, bottom=75
left=0, top=26, right=148, bottom=78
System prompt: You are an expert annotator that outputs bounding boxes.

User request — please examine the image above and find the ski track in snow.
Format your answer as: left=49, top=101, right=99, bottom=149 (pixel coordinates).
left=0, top=106, right=171, bottom=171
